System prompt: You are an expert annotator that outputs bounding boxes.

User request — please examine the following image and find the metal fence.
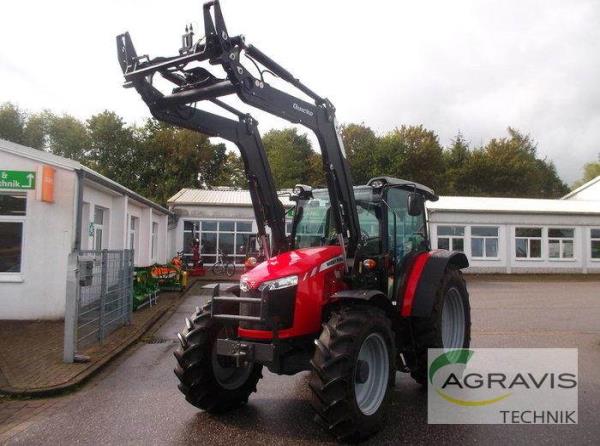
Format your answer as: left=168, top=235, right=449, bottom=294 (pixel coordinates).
left=64, top=250, right=134, bottom=362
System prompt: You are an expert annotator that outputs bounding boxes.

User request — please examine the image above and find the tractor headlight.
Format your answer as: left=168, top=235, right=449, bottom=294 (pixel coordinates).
left=240, top=276, right=251, bottom=293
left=258, top=275, right=298, bottom=292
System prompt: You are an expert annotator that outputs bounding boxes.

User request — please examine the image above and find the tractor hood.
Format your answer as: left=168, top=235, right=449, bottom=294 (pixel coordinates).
left=240, top=246, right=343, bottom=290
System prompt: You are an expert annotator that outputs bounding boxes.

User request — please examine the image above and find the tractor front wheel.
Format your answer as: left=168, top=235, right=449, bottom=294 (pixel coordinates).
left=309, top=305, right=395, bottom=442
left=174, top=307, right=263, bottom=413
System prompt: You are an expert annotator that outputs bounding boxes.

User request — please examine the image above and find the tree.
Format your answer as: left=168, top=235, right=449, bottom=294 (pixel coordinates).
left=0, top=102, right=25, bottom=144
left=341, top=123, right=379, bottom=184
left=444, top=132, right=471, bottom=194
left=134, top=120, right=229, bottom=204
left=213, top=151, right=247, bottom=188
left=22, top=111, right=50, bottom=150
left=452, top=128, right=568, bottom=198
left=87, top=111, right=136, bottom=188
left=262, top=128, right=316, bottom=188
left=377, top=125, right=447, bottom=193
left=46, top=113, right=90, bottom=161
left=572, top=156, right=600, bottom=189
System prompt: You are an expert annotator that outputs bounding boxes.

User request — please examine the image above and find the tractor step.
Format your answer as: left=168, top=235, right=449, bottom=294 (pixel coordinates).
left=216, top=338, right=275, bottom=365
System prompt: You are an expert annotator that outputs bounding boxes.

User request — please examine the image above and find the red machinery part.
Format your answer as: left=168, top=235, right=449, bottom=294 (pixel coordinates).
left=238, top=246, right=346, bottom=340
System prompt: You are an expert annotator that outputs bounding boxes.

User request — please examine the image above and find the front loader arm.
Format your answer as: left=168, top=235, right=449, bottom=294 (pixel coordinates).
left=116, top=0, right=361, bottom=259
left=117, top=32, right=288, bottom=256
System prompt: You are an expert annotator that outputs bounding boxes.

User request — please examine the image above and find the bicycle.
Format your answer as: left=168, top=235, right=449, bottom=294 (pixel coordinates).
left=211, top=249, right=236, bottom=277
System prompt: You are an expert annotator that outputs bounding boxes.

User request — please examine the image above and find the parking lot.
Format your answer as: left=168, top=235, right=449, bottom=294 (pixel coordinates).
left=2, top=277, right=600, bottom=445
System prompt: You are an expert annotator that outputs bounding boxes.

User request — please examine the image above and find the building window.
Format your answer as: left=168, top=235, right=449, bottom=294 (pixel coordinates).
left=93, top=206, right=105, bottom=251
left=548, top=228, right=574, bottom=259
left=183, top=220, right=254, bottom=265
left=0, top=193, right=26, bottom=274
left=151, top=222, right=158, bottom=260
left=437, top=226, right=464, bottom=252
left=471, top=226, right=499, bottom=258
left=515, top=227, right=542, bottom=259
left=128, top=215, right=137, bottom=253
left=591, top=229, right=600, bottom=260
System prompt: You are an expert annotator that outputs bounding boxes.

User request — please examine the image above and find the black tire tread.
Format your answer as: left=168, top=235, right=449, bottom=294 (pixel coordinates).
left=173, top=307, right=262, bottom=413
left=410, top=268, right=471, bottom=385
left=309, top=305, right=395, bottom=442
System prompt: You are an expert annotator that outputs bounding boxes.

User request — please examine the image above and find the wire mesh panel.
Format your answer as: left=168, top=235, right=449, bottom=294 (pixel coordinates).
left=76, top=250, right=134, bottom=348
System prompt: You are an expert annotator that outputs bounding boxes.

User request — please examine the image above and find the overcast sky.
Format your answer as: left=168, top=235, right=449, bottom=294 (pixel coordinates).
left=1, top=0, right=599, bottom=183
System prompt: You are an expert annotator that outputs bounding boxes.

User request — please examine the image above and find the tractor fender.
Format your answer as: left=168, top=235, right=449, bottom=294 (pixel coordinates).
left=401, top=250, right=468, bottom=317
left=330, top=289, right=394, bottom=317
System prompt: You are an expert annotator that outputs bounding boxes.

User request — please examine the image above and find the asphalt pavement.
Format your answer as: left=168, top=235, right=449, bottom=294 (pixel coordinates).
left=3, top=279, right=600, bottom=445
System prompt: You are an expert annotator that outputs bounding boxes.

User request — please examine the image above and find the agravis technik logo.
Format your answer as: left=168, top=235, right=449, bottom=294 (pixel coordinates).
left=427, top=348, right=578, bottom=424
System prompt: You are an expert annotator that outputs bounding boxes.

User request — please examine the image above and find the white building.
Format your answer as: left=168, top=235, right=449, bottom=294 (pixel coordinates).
left=0, top=139, right=170, bottom=320
left=428, top=196, right=600, bottom=274
left=168, top=183, right=600, bottom=275
left=168, top=188, right=293, bottom=266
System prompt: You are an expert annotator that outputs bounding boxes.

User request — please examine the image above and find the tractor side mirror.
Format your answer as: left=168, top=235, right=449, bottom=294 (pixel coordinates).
left=407, top=193, right=424, bottom=216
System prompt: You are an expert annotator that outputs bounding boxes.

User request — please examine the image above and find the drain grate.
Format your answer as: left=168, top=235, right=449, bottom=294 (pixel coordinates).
left=144, top=336, right=176, bottom=344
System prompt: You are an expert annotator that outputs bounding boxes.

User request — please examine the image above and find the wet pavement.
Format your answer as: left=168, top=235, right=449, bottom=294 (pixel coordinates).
left=2, top=279, right=600, bottom=445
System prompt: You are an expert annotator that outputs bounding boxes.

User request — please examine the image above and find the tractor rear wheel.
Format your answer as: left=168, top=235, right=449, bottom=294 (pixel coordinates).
left=309, top=305, right=395, bottom=442
left=410, top=267, right=471, bottom=385
left=173, top=307, right=262, bottom=413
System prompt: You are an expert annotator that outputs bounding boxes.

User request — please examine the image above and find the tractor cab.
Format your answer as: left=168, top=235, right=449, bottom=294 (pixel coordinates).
left=290, top=177, right=438, bottom=298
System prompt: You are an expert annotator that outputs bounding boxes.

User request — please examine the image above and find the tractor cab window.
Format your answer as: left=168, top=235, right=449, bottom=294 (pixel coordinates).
left=294, top=191, right=332, bottom=248
left=385, top=188, right=426, bottom=260
left=355, top=186, right=380, bottom=239
left=293, top=187, right=380, bottom=249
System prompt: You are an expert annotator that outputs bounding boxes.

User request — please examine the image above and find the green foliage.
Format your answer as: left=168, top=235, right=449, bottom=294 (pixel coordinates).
left=213, top=152, right=247, bottom=188
left=449, top=128, right=568, bottom=197
left=378, top=125, right=447, bottom=193
left=87, top=111, right=136, bottom=187
left=46, top=113, right=91, bottom=161
left=341, top=123, right=379, bottom=184
left=572, top=157, right=600, bottom=189
left=134, top=120, right=227, bottom=204
left=0, top=101, right=571, bottom=203
left=22, top=111, right=50, bottom=149
left=262, top=128, right=315, bottom=188
left=0, top=103, right=25, bottom=144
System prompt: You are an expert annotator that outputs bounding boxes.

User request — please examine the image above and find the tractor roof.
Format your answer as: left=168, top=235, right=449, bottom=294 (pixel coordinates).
left=367, top=177, right=438, bottom=202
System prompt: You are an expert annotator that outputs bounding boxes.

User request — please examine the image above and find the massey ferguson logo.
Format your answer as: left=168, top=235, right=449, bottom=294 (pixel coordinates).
left=293, top=103, right=314, bottom=116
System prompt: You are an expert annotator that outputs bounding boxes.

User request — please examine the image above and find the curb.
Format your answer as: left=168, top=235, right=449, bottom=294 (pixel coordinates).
left=0, top=291, right=187, bottom=398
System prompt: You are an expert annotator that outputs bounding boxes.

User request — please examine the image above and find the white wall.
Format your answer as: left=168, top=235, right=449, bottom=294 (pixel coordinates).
left=0, top=152, right=76, bottom=319
left=0, top=151, right=170, bottom=320
left=82, top=187, right=168, bottom=267
left=429, top=211, right=600, bottom=274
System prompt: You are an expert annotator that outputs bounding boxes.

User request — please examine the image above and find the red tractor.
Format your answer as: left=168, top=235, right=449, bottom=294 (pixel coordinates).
left=117, top=1, right=470, bottom=441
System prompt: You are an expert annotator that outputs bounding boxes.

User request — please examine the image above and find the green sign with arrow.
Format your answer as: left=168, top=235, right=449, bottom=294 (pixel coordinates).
left=0, top=170, right=36, bottom=190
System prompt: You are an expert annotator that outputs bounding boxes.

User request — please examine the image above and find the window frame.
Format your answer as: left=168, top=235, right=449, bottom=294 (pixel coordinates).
left=384, top=187, right=428, bottom=259
left=151, top=221, right=158, bottom=261
left=0, top=192, right=27, bottom=281
left=547, top=227, right=576, bottom=261
left=514, top=226, right=543, bottom=261
left=93, top=205, right=107, bottom=251
left=591, top=228, right=600, bottom=262
left=128, top=215, right=138, bottom=255
left=436, top=225, right=465, bottom=253
left=182, top=218, right=255, bottom=266
left=470, top=225, right=500, bottom=260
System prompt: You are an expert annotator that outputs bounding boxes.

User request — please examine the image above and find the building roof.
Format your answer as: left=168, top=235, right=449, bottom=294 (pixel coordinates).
left=428, top=195, right=600, bottom=215
left=168, top=187, right=295, bottom=207
left=0, top=138, right=171, bottom=215
left=562, top=175, right=600, bottom=200
left=170, top=188, right=600, bottom=216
